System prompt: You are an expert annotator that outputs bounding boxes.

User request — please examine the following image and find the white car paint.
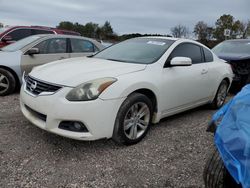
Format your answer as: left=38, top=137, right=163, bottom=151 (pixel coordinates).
left=20, top=37, right=233, bottom=141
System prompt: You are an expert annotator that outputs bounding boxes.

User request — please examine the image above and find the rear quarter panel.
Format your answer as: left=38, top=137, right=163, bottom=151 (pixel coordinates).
left=209, top=59, right=233, bottom=100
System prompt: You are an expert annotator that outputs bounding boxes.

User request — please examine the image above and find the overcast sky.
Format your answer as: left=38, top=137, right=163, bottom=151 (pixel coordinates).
left=0, top=0, right=249, bottom=35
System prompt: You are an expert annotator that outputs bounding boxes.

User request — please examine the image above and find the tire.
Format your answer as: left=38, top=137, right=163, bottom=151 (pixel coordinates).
left=112, top=93, right=153, bottom=145
left=203, top=148, right=241, bottom=188
left=0, top=68, right=16, bottom=96
left=210, top=80, right=229, bottom=109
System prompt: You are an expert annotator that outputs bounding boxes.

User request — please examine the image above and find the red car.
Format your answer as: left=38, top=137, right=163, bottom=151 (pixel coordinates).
left=0, top=26, right=80, bottom=48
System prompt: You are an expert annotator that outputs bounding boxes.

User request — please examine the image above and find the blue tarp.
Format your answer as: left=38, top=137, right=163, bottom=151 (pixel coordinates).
left=211, top=84, right=250, bottom=188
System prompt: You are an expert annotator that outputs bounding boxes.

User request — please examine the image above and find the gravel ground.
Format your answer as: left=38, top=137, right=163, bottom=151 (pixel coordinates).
left=0, top=94, right=222, bottom=188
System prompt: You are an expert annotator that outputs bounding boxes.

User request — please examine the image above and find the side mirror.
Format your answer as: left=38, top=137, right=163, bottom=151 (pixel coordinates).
left=2, top=35, right=13, bottom=42
left=170, top=57, right=192, bottom=66
left=26, top=48, right=40, bottom=55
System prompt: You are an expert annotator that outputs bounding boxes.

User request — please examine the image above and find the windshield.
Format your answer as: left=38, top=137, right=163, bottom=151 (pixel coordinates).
left=0, top=27, right=9, bottom=34
left=94, top=38, right=175, bottom=64
left=1, top=35, right=42, bottom=52
left=213, top=40, right=250, bottom=55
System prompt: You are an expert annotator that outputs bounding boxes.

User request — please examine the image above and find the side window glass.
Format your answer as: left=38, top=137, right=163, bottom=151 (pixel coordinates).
left=203, top=47, right=214, bottom=62
left=94, top=45, right=99, bottom=52
left=8, top=29, right=32, bottom=41
left=33, top=38, right=67, bottom=54
left=34, top=29, right=54, bottom=35
left=169, top=43, right=203, bottom=64
left=71, top=39, right=94, bottom=53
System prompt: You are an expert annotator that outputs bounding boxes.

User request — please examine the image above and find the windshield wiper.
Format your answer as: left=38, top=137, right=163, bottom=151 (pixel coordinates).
left=87, top=54, right=94, bottom=58
left=107, top=58, right=143, bottom=64
left=106, top=58, right=122, bottom=62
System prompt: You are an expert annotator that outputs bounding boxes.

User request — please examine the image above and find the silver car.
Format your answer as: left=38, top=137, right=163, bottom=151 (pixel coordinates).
left=0, top=34, right=104, bottom=96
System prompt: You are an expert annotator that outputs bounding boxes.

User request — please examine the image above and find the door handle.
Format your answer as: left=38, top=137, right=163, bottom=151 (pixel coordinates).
left=201, top=69, right=208, bottom=74
left=59, top=57, right=66, bottom=60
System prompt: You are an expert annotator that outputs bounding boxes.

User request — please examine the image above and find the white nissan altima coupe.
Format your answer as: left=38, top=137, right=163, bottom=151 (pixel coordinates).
left=20, top=37, right=233, bottom=145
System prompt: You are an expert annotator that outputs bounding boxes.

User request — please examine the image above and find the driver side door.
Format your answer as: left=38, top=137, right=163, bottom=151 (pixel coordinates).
left=20, top=37, right=70, bottom=74
left=161, top=43, right=212, bottom=116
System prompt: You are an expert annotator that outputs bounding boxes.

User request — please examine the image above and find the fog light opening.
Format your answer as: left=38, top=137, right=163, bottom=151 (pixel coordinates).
left=59, top=121, right=88, bottom=132
left=73, top=122, right=82, bottom=130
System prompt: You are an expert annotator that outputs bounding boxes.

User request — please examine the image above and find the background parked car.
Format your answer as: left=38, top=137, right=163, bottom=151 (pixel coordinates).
left=212, top=39, right=250, bottom=92
left=203, top=85, right=250, bottom=188
left=0, top=26, right=80, bottom=48
left=204, top=149, right=241, bottom=188
left=0, top=34, right=104, bottom=96
left=20, top=37, right=233, bottom=145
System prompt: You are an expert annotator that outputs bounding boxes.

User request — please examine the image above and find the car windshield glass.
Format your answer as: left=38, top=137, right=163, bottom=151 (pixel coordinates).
left=0, top=27, right=9, bottom=34
left=1, top=35, right=42, bottom=52
left=94, top=38, right=175, bottom=64
left=213, top=40, right=250, bottom=55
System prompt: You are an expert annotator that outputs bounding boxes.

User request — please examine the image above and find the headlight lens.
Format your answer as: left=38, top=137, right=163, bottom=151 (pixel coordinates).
left=22, top=72, right=27, bottom=83
left=66, top=77, right=117, bottom=101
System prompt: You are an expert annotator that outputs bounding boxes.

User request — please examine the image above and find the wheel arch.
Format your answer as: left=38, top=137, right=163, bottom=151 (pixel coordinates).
left=210, top=77, right=231, bottom=105
left=128, top=88, right=158, bottom=114
left=223, top=77, right=231, bottom=87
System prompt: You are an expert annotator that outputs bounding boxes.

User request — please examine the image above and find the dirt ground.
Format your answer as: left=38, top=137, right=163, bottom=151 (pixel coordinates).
left=0, top=94, right=219, bottom=188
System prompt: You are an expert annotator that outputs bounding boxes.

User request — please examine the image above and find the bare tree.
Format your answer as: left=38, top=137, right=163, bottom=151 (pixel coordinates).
left=171, top=24, right=189, bottom=38
left=243, top=20, right=250, bottom=38
left=194, top=21, right=210, bottom=41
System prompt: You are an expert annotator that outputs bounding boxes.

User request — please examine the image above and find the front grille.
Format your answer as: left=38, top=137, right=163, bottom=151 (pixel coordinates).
left=25, top=105, right=47, bottom=122
left=26, top=76, right=62, bottom=95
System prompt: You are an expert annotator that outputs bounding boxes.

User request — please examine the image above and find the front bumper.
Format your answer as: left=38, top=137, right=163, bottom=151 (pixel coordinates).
left=20, top=84, right=125, bottom=140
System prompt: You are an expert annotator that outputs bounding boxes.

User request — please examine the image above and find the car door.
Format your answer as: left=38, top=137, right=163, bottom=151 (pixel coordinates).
left=20, top=37, right=70, bottom=74
left=69, top=38, right=98, bottom=58
left=161, top=43, right=212, bottom=116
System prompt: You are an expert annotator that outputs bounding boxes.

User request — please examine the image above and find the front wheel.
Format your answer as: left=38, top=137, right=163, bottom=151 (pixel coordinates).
left=210, top=80, right=229, bottom=109
left=112, top=93, right=153, bottom=145
left=0, top=68, right=16, bottom=96
left=203, top=148, right=241, bottom=188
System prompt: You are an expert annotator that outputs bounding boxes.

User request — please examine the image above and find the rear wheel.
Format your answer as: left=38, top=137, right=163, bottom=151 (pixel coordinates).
left=203, top=148, right=241, bottom=188
left=211, top=80, right=229, bottom=109
left=0, top=68, right=16, bottom=96
left=112, top=93, right=153, bottom=145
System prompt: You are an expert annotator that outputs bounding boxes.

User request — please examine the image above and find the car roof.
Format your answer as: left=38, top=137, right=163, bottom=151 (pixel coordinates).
left=225, top=39, right=250, bottom=42
left=140, top=36, right=179, bottom=41
left=2, top=26, right=80, bottom=35
left=137, top=36, right=201, bottom=44
left=28, top=34, right=104, bottom=49
left=137, top=36, right=208, bottom=47
left=35, top=34, right=97, bottom=41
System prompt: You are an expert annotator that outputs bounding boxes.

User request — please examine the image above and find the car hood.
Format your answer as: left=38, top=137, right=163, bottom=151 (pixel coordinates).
left=29, top=57, right=147, bottom=87
left=216, top=52, right=250, bottom=62
left=0, top=50, right=22, bottom=66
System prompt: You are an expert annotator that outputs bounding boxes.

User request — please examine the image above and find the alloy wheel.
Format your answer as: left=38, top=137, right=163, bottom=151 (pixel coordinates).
left=123, top=102, right=150, bottom=140
left=217, top=83, right=228, bottom=107
left=0, top=73, right=9, bottom=94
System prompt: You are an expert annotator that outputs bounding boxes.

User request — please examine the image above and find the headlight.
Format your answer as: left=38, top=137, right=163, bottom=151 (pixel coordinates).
left=66, top=77, right=117, bottom=101
left=22, top=72, right=27, bottom=83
